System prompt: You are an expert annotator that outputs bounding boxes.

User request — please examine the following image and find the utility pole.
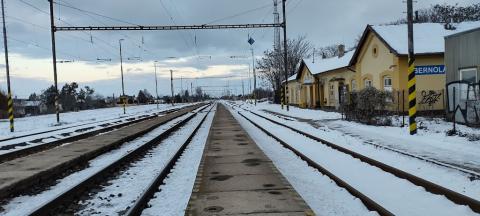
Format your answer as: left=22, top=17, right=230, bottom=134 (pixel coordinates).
left=190, top=82, right=193, bottom=102
left=1, top=0, right=13, bottom=132
left=407, top=0, right=417, bottom=135
left=282, top=0, right=289, bottom=111
left=242, top=79, right=245, bottom=101
left=181, top=76, right=183, bottom=103
left=154, top=61, right=159, bottom=109
left=251, top=48, right=257, bottom=106
left=119, top=39, right=126, bottom=114
left=170, top=70, right=174, bottom=106
left=48, top=0, right=60, bottom=122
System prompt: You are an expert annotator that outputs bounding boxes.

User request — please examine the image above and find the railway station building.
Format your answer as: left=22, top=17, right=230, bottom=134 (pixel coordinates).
left=349, top=23, right=448, bottom=112
left=287, top=45, right=355, bottom=109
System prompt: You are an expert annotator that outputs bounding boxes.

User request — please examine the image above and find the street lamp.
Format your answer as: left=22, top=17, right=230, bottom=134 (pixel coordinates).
left=119, top=39, right=126, bottom=114
left=154, top=61, right=160, bottom=109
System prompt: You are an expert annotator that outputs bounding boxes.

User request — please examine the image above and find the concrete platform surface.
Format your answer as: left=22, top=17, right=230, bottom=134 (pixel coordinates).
left=186, top=104, right=313, bottom=216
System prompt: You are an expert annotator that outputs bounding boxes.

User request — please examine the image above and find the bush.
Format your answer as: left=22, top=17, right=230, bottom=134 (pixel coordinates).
left=342, top=87, right=393, bottom=125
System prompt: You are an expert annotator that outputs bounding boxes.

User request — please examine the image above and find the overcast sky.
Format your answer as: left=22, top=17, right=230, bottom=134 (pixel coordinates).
left=0, top=0, right=476, bottom=98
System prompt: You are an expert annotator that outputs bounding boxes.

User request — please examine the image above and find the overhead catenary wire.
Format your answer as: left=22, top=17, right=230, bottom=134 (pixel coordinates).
left=15, top=0, right=119, bottom=59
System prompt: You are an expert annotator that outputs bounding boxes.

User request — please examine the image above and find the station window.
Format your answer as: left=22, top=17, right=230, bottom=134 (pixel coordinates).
left=383, top=76, right=392, bottom=91
left=351, top=80, right=357, bottom=91
left=364, top=79, right=372, bottom=88
left=460, top=68, right=478, bottom=83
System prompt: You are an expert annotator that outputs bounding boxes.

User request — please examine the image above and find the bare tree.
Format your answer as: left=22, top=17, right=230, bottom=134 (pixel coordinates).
left=257, top=36, right=312, bottom=103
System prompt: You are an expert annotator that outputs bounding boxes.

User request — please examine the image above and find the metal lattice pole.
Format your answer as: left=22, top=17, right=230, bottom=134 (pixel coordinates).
left=282, top=0, right=289, bottom=111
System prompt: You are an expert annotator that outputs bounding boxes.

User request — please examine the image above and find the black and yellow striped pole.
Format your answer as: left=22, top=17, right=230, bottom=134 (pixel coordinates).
left=281, top=85, right=285, bottom=109
left=1, top=0, right=13, bottom=132
left=407, top=0, right=417, bottom=135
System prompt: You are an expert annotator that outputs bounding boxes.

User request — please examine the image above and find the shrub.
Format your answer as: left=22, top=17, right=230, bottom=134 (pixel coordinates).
left=342, top=87, right=393, bottom=125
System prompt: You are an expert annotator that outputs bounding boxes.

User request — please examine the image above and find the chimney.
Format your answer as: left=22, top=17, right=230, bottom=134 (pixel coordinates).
left=338, top=44, right=345, bottom=58
left=444, top=18, right=456, bottom=30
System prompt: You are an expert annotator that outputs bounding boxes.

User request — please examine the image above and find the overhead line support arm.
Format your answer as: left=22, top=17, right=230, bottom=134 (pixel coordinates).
left=54, top=23, right=284, bottom=32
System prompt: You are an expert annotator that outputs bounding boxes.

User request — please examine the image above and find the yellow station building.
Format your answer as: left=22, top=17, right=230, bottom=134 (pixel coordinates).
left=289, top=46, right=355, bottom=109
left=287, top=23, right=480, bottom=112
left=350, top=23, right=450, bottom=111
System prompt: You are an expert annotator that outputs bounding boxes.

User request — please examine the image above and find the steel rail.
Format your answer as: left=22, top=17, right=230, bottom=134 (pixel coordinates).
left=126, top=104, right=215, bottom=216
left=234, top=110, right=394, bottom=216
left=0, top=107, right=171, bottom=143
left=0, top=106, right=186, bottom=163
left=236, top=106, right=480, bottom=214
left=260, top=108, right=480, bottom=177
left=28, top=104, right=211, bottom=215
left=0, top=104, right=205, bottom=200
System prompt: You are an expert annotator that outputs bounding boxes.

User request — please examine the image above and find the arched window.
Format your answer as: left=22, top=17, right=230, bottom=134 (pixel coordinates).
left=364, top=79, right=372, bottom=88
left=351, top=79, right=357, bottom=91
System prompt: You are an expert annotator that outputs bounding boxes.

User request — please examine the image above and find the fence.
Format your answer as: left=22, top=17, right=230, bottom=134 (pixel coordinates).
left=392, top=89, right=446, bottom=116
left=446, top=81, right=480, bottom=126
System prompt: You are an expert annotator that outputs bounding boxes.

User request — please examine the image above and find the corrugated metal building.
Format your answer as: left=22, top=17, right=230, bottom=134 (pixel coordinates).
left=445, top=27, right=480, bottom=83
left=445, top=27, right=480, bottom=125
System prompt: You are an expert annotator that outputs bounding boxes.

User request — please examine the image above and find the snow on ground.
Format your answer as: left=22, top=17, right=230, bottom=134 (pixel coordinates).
left=233, top=104, right=480, bottom=200
left=243, top=102, right=480, bottom=174
left=141, top=105, right=215, bottom=216
left=0, top=103, right=192, bottom=139
left=0, top=108, right=199, bottom=216
left=233, top=106, right=478, bottom=216
left=227, top=104, right=377, bottom=216
left=76, top=105, right=212, bottom=215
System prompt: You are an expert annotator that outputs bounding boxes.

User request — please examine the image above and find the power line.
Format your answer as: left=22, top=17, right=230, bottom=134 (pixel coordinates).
left=204, top=3, right=271, bottom=25
left=158, top=0, right=193, bottom=50
left=53, top=1, right=140, bottom=26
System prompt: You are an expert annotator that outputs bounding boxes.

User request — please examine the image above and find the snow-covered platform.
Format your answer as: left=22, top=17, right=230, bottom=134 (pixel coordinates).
left=0, top=105, right=202, bottom=200
left=186, top=104, right=313, bottom=215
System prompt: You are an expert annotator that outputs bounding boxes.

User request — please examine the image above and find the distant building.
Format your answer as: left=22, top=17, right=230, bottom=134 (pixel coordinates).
left=445, top=26, right=480, bottom=125
left=13, top=99, right=47, bottom=116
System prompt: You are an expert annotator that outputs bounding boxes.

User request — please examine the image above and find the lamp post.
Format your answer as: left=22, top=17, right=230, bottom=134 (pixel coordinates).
left=170, top=69, right=174, bottom=106
left=119, top=39, right=126, bottom=114
left=154, top=61, right=159, bottom=109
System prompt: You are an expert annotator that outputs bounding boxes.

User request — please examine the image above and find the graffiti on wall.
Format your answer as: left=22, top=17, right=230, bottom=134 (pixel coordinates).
left=447, top=81, right=480, bottom=125
left=419, top=90, right=443, bottom=107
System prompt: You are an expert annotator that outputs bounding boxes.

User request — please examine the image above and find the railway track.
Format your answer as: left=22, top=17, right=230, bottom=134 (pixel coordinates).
left=0, top=105, right=190, bottom=163
left=259, top=106, right=480, bottom=177
left=228, top=103, right=480, bottom=216
left=0, top=104, right=214, bottom=216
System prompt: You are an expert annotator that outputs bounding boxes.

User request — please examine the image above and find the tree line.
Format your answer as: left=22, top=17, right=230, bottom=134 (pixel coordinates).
left=389, top=3, right=480, bottom=24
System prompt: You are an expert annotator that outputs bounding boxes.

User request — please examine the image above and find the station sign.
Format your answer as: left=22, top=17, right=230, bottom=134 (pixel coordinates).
left=415, top=65, right=445, bottom=75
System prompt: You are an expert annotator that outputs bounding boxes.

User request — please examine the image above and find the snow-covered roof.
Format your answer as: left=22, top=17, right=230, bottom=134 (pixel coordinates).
left=19, top=100, right=42, bottom=107
left=302, top=50, right=354, bottom=75
left=371, top=21, right=480, bottom=55
left=445, top=25, right=480, bottom=38
left=283, top=73, right=298, bottom=83
left=287, top=73, right=297, bottom=81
